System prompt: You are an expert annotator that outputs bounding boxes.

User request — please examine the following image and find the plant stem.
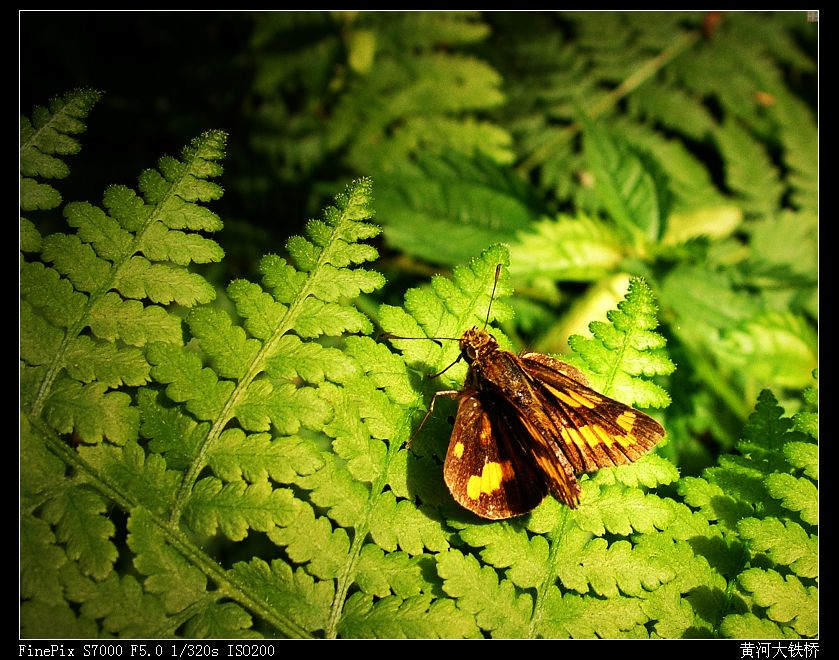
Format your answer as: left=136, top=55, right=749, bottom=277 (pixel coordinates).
left=516, top=29, right=701, bottom=175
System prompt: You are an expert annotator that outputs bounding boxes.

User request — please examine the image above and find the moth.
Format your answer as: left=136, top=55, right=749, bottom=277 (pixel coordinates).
left=388, top=265, right=666, bottom=520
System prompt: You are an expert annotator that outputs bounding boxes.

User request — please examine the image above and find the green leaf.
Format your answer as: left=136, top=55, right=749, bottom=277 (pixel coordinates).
left=737, top=568, right=818, bottom=637
left=718, top=312, right=818, bottom=390
left=458, top=521, right=550, bottom=590
left=368, top=491, right=449, bottom=556
left=230, top=559, right=333, bottom=636
left=354, top=545, right=426, bottom=598
left=21, top=127, right=227, bottom=448
left=43, top=379, right=138, bottom=444
left=127, top=509, right=208, bottom=613
left=20, top=514, right=67, bottom=605
left=539, top=589, right=647, bottom=638
left=583, top=121, right=665, bottom=244
left=338, top=593, right=480, bottom=639
left=764, top=473, right=818, bottom=526
left=375, top=153, right=541, bottom=265
left=184, top=478, right=300, bottom=541
left=738, top=518, right=817, bottom=578
left=509, top=214, right=625, bottom=282
left=40, top=486, right=117, bottom=581
left=715, top=117, right=784, bottom=216
left=436, top=549, right=533, bottom=637
left=567, top=277, right=674, bottom=407
left=575, top=487, right=674, bottom=536
left=63, top=568, right=175, bottom=637
left=719, top=613, right=787, bottom=639
left=20, top=89, right=101, bottom=212
left=267, top=502, right=351, bottom=579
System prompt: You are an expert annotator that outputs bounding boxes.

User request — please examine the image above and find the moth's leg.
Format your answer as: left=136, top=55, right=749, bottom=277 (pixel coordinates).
left=406, top=389, right=460, bottom=448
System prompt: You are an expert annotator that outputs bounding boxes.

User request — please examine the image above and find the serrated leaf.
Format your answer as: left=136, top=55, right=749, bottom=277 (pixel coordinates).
left=436, top=549, right=533, bottom=637
left=583, top=121, right=664, bottom=244
left=77, top=441, right=182, bottom=515
left=127, top=508, right=208, bottom=613
left=20, top=514, right=67, bottom=605
left=41, top=486, right=117, bottom=581
left=355, top=545, right=426, bottom=598
left=43, top=378, right=139, bottom=444
left=41, top=233, right=111, bottom=292
left=539, top=588, right=647, bottom=638
left=568, top=277, right=674, bottom=408
left=458, top=522, right=549, bottom=590
left=571, top=537, right=674, bottom=598
left=718, top=613, right=787, bottom=639
left=21, top=596, right=99, bottom=638
left=719, top=312, right=818, bottom=390
left=207, top=428, right=324, bottom=484
left=738, top=518, right=817, bottom=578
left=63, top=335, right=150, bottom=388
left=182, top=602, right=257, bottom=638
left=297, top=453, right=372, bottom=527
left=63, top=569, right=175, bottom=637
left=375, top=153, right=539, bottom=265
left=575, top=487, right=674, bottom=536
left=20, top=88, right=100, bottom=189
left=87, top=293, right=182, bottom=346
left=338, top=592, right=480, bottom=639
left=116, top=255, right=215, bottom=305
left=510, top=214, right=625, bottom=282
left=184, top=478, right=299, bottom=541
left=230, top=559, right=333, bottom=636
left=764, top=473, right=818, bottom=526
left=738, top=568, right=818, bottom=637
left=783, top=441, right=817, bottom=481
left=147, top=343, right=235, bottom=421
left=267, top=502, right=350, bottom=579
left=369, top=491, right=449, bottom=556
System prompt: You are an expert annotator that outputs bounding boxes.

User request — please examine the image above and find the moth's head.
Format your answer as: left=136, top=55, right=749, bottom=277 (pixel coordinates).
left=460, top=327, right=497, bottom=364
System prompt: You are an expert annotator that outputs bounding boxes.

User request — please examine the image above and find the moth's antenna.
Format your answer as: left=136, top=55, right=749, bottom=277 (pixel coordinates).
left=382, top=264, right=503, bottom=381
left=379, top=333, right=445, bottom=347
left=483, top=264, right=503, bottom=330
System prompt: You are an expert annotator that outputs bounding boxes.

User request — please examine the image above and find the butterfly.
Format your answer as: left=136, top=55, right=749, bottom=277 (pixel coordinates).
left=388, top=265, right=666, bottom=520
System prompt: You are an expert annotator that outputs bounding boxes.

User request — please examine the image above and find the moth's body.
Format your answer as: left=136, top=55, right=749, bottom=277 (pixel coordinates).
left=439, top=326, right=665, bottom=520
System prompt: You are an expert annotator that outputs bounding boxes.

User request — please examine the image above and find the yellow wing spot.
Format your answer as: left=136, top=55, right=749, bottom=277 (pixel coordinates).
left=561, top=426, right=587, bottom=449
left=593, top=423, right=619, bottom=446
left=452, top=441, right=465, bottom=459
left=615, top=432, right=639, bottom=448
left=616, top=411, right=637, bottom=432
left=579, top=424, right=614, bottom=447
left=466, top=461, right=513, bottom=500
left=552, top=386, right=600, bottom=409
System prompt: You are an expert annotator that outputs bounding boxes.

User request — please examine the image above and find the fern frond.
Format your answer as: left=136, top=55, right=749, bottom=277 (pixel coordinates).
left=509, top=213, right=625, bottom=282
left=327, top=12, right=507, bottom=170
left=582, top=121, right=668, bottom=247
left=567, top=277, right=675, bottom=408
left=436, top=549, right=534, bottom=637
left=338, top=592, right=480, bottom=639
left=677, top=387, right=819, bottom=637
left=142, top=176, right=383, bottom=517
left=20, top=125, right=227, bottom=443
left=374, top=153, right=542, bottom=266
left=20, top=88, right=102, bottom=215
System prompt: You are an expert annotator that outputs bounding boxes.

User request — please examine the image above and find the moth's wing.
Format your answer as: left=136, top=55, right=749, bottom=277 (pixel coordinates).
left=520, top=352, right=665, bottom=474
left=443, top=389, right=555, bottom=519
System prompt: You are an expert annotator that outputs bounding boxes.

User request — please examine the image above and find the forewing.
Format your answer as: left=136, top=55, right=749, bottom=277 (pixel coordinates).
left=521, top=352, right=665, bottom=474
